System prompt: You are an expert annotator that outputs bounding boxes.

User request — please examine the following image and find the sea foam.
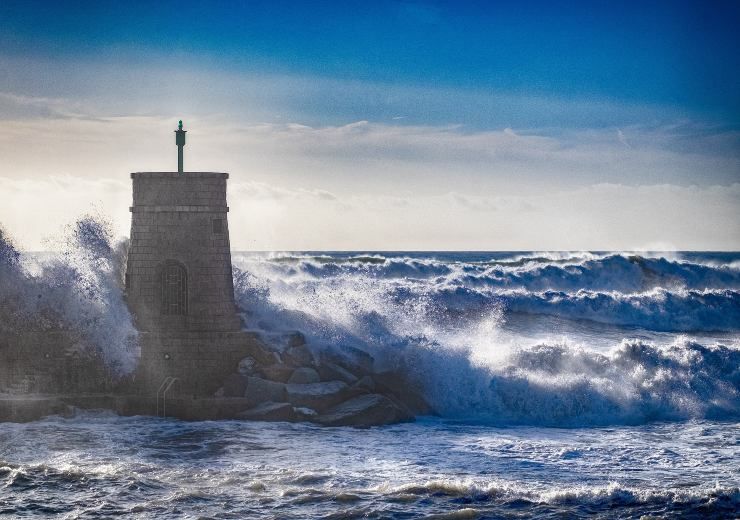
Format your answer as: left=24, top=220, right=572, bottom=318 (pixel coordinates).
left=0, top=218, right=139, bottom=376
left=232, top=251, right=740, bottom=425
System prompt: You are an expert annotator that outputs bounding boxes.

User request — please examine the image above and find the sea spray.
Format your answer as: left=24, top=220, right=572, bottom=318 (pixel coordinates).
left=58, top=216, right=139, bottom=375
left=459, top=339, right=739, bottom=425
left=0, top=216, right=139, bottom=379
left=235, top=252, right=740, bottom=332
left=237, top=252, right=740, bottom=291
left=231, top=251, right=740, bottom=426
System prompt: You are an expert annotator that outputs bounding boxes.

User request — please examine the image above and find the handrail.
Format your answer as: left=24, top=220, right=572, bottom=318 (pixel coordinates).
left=161, top=377, right=178, bottom=418
left=156, top=376, right=175, bottom=417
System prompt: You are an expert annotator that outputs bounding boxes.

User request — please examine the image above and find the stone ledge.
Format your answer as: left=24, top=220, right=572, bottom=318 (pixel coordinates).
left=0, top=395, right=255, bottom=422
left=130, top=172, right=229, bottom=179
left=130, top=206, right=229, bottom=212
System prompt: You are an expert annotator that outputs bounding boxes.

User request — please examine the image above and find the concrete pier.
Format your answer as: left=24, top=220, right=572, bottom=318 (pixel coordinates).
left=0, top=394, right=257, bottom=423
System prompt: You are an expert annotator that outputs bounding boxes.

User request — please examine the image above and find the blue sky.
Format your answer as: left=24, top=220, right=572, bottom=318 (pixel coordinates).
left=3, top=0, right=739, bottom=122
left=0, top=1, right=738, bottom=249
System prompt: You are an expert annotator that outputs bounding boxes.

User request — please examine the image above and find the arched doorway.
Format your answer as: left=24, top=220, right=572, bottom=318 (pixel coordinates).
left=161, top=260, right=188, bottom=315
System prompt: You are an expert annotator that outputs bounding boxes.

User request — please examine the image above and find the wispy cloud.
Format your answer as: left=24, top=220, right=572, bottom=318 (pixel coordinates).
left=0, top=52, right=701, bottom=131
left=3, top=114, right=738, bottom=197
left=1, top=55, right=738, bottom=250
left=2, top=172, right=738, bottom=251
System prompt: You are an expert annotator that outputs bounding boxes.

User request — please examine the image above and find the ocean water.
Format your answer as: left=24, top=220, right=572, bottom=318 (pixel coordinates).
left=2, top=248, right=740, bottom=518
left=1, top=414, right=737, bottom=518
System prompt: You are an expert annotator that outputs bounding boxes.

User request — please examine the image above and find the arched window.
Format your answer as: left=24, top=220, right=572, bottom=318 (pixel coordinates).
left=161, top=260, right=188, bottom=315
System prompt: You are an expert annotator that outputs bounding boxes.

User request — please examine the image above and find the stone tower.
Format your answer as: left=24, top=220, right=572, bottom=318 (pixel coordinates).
left=125, top=122, right=262, bottom=397
left=125, top=171, right=239, bottom=332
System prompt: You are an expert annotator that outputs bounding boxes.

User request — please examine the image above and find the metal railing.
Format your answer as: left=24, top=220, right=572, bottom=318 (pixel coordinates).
left=156, top=377, right=178, bottom=418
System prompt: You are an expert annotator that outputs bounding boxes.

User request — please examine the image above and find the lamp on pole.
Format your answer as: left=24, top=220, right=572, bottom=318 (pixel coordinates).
left=175, top=120, right=186, bottom=174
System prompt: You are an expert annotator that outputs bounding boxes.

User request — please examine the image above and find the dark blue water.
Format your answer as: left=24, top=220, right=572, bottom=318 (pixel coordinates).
left=0, top=414, right=737, bottom=518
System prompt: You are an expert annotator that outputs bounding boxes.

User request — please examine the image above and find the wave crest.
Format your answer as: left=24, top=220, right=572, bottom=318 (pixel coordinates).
left=0, top=217, right=139, bottom=378
left=382, top=478, right=740, bottom=514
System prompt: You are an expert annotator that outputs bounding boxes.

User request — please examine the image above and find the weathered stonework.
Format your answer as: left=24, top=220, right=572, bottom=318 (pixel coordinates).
left=126, top=172, right=239, bottom=333
left=137, top=331, right=273, bottom=397
left=125, top=171, right=264, bottom=396
left=0, top=330, right=111, bottom=395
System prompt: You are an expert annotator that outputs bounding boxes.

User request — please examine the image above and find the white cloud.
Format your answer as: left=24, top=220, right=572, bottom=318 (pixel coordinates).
left=0, top=113, right=737, bottom=192
left=0, top=80, right=737, bottom=250
left=1, top=174, right=737, bottom=251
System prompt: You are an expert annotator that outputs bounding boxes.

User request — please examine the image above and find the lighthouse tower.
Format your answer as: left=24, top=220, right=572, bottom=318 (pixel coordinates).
left=125, top=122, right=256, bottom=396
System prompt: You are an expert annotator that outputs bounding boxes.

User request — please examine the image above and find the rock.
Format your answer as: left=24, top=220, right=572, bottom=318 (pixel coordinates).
left=317, top=362, right=359, bottom=385
left=315, top=394, right=414, bottom=428
left=287, top=367, right=321, bottom=384
left=256, top=320, right=275, bottom=331
left=352, top=375, right=375, bottom=393
left=237, top=335, right=277, bottom=365
left=286, top=381, right=349, bottom=412
left=237, top=356, right=257, bottom=376
left=287, top=331, right=307, bottom=348
left=258, top=364, right=294, bottom=383
left=237, top=401, right=295, bottom=422
left=283, top=345, right=315, bottom=367
left=223, top=373, right=248, bottom=397
left=372, top=370, right=434, bottom=416
left=321, top=345, right=374, bottom=374
left=292, top=406, right=318, bottom=421
left=244, top=377, right=287, bottom=406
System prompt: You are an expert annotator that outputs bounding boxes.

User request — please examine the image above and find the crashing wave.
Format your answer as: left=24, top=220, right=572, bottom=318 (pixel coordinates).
left=0, top=218, right=139, bottom=377
left=232, top=251, right=740, bottom=426
left=236, top=252, right=740, bottom=292
left=413, top=339, right=740, bottom=425
left=499, top=287, right=740, bottom=332
left=380, top=478, right=739, bottom=515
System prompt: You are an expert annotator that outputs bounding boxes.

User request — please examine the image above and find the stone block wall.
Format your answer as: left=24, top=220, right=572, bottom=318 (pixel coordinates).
left=124, top=171, right=255, bottom=397
left=134, top=331, right=270, bottom=397
left=126, top=172, right=240, bottom=332
left=0, top=330, right=111, bottom=395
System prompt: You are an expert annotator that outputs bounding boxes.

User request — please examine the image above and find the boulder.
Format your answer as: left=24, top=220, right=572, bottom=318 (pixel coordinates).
left=237, top=356, right=257, bottom=376
left=317, top=362, right=359, bottom=385
left=238, top=335, right=278, bottom=365
left=258, top=364, right=295, bottom=383
left=315, top=394, right=414, bottom=428
left=372, top=370, right=434, bottom=415
left=223, top=373, right=248, bottom=397
left=237, top=401, right=296, bottom=422
left=287, top=367, right=321, bottom=384
left=321, top=345, right=374, bottom=374
left=287, top=331, right=307, bottom=348
left=283, top=345, right=315, bottom=367
left=292, top=406, right=319, bottom=421
left=286, top=380, right=350, bottom=412
left=256, top=320, right=275, bottom=331
left=244, top=377, right=287, bottom=406
left=352, top=375, right=376, bottom=393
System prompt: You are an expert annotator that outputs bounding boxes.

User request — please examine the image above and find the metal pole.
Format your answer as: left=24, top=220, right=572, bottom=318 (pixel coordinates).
left=175, top=120, right=186, bottom=175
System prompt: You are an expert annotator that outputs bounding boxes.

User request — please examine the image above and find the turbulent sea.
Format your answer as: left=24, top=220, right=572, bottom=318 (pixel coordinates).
left=2, top=250, right=740, bottom=518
